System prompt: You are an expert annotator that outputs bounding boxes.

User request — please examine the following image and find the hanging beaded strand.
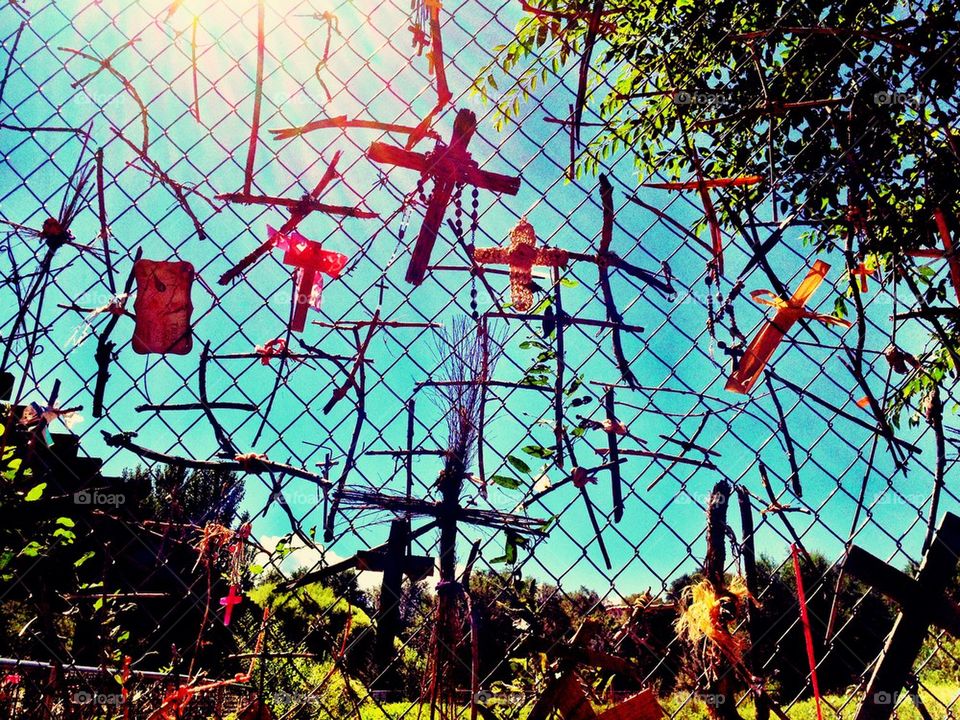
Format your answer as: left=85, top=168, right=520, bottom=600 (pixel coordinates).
left=705, top=264, right=717, bottom=356
left=468, top=187, right=480, bottom=320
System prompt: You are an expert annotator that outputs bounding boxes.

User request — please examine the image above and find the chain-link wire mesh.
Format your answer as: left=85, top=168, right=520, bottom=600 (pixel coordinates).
left=0, top=0, right=958, bottom=718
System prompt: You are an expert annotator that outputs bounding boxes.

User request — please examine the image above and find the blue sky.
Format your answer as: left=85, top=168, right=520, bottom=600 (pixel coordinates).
left=0, top=0, right=955, bottom=603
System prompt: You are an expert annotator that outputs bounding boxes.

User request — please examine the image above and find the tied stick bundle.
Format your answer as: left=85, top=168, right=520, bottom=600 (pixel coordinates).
left=426, top=318, right=501, bottom=717
left=675, top=480, right=752, bottom=720
left=675, top=576, right=750, bottom=674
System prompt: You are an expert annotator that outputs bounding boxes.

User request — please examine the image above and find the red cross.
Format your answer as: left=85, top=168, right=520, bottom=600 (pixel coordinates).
left=643, top=175, right=763, bottom=277
left=472, top=218, right=569, bottom=311
left=408, top=24, right=429, bottom=53
left=272, top=226, right=348, bottom=333
left=220, top=585, right=242, bottom=626
left=848, top=262, right=875, bottom=292
left=908, top=208, right=960, bottom=304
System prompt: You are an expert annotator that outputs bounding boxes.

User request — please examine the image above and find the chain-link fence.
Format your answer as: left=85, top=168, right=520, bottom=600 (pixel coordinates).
left=0, top=0, right=958, bottom=718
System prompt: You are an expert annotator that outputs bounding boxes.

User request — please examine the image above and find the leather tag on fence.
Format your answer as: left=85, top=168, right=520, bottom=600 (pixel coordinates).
left=132, top=260, right=194, bottom=355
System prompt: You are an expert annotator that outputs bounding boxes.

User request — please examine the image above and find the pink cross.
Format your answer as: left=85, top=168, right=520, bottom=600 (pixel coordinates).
left=271, top=226, right=348, bottom=333
left=473, top=218, right=568, bottom=311
left=220, top=585, right=242, bottom=626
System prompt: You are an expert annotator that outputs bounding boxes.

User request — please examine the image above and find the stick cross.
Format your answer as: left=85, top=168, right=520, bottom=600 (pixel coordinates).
left=367, top=109, right=521, bottom=285
left=642, top=175, right=762, bottom=276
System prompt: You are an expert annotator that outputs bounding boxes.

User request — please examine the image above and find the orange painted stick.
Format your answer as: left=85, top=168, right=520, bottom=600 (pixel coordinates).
left=726, top=260, right=851, bottom=394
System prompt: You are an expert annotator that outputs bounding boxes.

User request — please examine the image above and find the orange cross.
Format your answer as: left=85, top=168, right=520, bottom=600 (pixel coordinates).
left=473, top=218, right=569, bottom=311
left=726, top=260, right=852, bottom=394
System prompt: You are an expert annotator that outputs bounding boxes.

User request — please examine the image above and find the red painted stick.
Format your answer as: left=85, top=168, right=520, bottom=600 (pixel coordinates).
left=791, top=544, right=823, bottom=720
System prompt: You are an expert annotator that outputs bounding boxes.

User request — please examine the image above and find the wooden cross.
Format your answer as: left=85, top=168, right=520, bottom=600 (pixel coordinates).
left=220, top=584, right=242, bottom=626
left=284, top=518, right=433, bottom=677
left=358, top=518, right=435, bottom=676
left=367, top=108, right=521, bottom=285
left=594, top=388, right=717, bottom=520
left=217, top=151, right=374, bottom=286
left=473, top=217, right=569, bottom=311
left=842, top=511, right=960, bottom=720
left=275, top=228, right=348, bottom=332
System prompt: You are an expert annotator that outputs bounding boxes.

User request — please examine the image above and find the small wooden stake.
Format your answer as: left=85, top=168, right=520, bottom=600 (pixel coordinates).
left=604, top=387, right=623, bottom=523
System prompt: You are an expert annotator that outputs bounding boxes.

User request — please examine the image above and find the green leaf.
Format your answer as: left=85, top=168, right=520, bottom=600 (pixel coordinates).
left=521, top=445, right=554, bottom=459
left=249, top=564, right=264, bottom=576
left=833, top=296, right=848, bottom=319
left=75, top=551, right=95, bottom=567
left=519, top=340, right=547, bottom=350
left=506, top=455, right=532, bottom=474
left=559, top=278, right=579, bottom=288
left=20, top=541, right=43, bottom=558
left=538, top=515, right=559, bottom=533
left=491, top=532, right=527, bottom=565
left=491, top=475, right=521, bottom=490
left=56, top=517, right=75, bottom=528
left=24, top=482, right=47, bottom=502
